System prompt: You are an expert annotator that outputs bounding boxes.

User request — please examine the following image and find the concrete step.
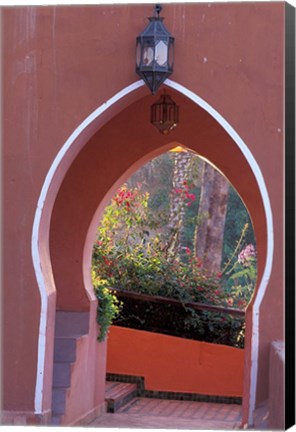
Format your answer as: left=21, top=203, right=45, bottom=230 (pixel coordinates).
left=52, top=387, right=67, bottom=416
left=53, top=362, right=72, bottom=388
left=54, top=336, right=77, bottom=363
left=105, top=382, right=138, bottom=413
left=55, top=311, right=89, bottom=337
left=51, top=415, right=61, bottom=426
left=51, top=311, right=89, bottom=425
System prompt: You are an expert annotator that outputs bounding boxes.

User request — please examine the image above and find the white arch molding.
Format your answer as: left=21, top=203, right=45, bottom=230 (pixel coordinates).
left=31, top=79, right=274, bottom=426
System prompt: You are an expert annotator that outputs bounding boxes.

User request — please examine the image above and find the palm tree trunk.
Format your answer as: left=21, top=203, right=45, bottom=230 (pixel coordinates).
left=166, top=151, right=192, bottom=259
left=194, top=162, right=229, bottom=274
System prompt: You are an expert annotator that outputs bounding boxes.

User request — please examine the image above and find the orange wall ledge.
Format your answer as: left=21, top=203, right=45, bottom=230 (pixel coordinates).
left=107, top=326, right=244, bottom=397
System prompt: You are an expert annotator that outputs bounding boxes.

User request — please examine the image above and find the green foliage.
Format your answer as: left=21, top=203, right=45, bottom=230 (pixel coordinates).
left=222, top=185, right=256, bottom=264
left=92, top=272, right=122, bottom=342
left=220, top=227, right=257, bottom=311
left=92, top=182, right=257, bottom=348
left=128, top=154, right=256, bottom=268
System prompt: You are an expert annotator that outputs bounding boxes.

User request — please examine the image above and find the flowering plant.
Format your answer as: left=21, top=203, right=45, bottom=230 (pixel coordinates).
left=92, top=271, right=122, bottom=342
left=238, top=244, right=256, bottom=267
left=230, top=244, right=257, bottom=286
left=92, top=185, right=256, bottom=348
left=174, top=180, right=196, bottom=207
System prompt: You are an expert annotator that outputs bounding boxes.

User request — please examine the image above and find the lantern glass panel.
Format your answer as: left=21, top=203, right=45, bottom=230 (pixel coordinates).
left=136, top=41, right=141, bottom=67
left=155, top=40, right=168, bottom=66
left=142, top=46, right=154, bottom=66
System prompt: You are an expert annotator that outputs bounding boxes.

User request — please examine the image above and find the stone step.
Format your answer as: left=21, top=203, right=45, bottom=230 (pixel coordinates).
left=51, top=415, right=62, bottom=426
left=51, top=312, right=90, bottom=425
left=53, top=362, right=72, bottom=388
left=52, top=387, right=68, bottom=416
left=54, top=336, right=77, bottom=363
left=55, top=311, right=89, bottom=337
left=105, top=382, right=138, bottom=413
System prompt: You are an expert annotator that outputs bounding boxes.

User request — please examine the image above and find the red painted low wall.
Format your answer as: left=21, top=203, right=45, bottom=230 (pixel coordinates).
left=107, top=326, right=244, bottom=397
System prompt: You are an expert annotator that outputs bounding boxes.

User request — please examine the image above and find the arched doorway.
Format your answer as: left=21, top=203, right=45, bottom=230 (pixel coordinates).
left=32, top=81, right=272, bottom=425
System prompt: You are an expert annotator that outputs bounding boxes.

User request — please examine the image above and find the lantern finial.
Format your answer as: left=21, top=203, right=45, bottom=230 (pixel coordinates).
left=154, top=4, right=162, bottom=17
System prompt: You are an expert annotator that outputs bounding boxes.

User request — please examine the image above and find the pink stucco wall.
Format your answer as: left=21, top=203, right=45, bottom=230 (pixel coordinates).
left=268, top=341, right=285, bottom=429
left=3, top=3, right=285, bottom=426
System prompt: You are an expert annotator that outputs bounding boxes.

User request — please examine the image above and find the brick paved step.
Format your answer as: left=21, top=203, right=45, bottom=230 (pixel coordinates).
left=89, top=397, right=242, bottom=429
left=105, top=382, right=138, bottom=413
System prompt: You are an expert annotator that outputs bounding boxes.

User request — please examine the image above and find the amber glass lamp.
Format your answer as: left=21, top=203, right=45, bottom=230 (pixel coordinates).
left=151, top=90, right=179, bottom=134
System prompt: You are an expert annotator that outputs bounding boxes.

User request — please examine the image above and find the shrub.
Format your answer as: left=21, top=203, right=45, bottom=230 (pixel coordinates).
left=92, top=185, right=256, bottom=348
left=92, top=272, right=122, bottom=342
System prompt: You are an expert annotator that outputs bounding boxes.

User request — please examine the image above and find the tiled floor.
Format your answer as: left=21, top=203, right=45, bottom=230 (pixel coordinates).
left=88, top=397, right=242, bottom=429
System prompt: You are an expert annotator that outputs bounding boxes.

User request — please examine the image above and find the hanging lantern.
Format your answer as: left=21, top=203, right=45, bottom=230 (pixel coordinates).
left=151, top=90, right=179, bottom=134
left=136, top=4, right=175, bottom=95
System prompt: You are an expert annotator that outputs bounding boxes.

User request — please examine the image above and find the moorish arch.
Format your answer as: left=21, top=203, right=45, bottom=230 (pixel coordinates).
left=32, top=80, right=273, bottom=425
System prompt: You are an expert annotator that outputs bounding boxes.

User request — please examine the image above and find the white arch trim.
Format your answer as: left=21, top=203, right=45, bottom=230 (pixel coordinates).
left=165, top=80, right=274, bottom=425
left=31, top=79, right=274, bottom=425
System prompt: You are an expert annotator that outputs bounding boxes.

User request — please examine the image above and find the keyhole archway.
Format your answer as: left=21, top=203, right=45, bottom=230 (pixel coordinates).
left=32, top=80, right=273, bottom=426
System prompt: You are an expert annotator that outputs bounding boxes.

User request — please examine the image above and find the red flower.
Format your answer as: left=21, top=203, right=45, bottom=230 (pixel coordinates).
left=216, top=272, right=222, bottom=278
left=194, top=257, right=203, bottom=268
left=237, top=299, right=246, bottom=307
left=103, top=256, right=112, bottom=266
left=186, top=192, right=196, bottom=201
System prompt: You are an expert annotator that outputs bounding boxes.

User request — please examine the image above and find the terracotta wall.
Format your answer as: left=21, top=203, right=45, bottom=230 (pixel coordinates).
left=3, top=3, right=285, bottom=425
left=107, top=326, right=244, bottom=397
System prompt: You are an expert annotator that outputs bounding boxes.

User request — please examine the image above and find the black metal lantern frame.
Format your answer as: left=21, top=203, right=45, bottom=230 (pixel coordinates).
left=136, top=4, right=174, bottom=95
left=151, top=90, right=179, bottom=134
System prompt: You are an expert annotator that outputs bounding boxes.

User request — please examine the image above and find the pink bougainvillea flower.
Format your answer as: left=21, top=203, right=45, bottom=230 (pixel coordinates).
left=238, top=244, right=256, bottom=266
left=174, top=188, right=183, bottom=194
left=185, top=247, right=191, bottom=255
left=103, top=256, right=112, bottom=266
left=227, top=298, right=234, bottom=306
left=195, top=257, right=203, bottom=268
left=216, top=271, right=222, bottom=278
left=237, top=299, right=247, bottom=307
left=185, top=192, right=196, bottom=201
